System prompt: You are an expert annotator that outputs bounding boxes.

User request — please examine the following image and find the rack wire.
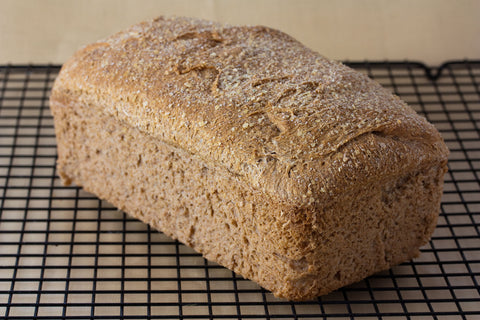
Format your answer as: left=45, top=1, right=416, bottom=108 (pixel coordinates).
left=0, top=61, right=479, bottom=319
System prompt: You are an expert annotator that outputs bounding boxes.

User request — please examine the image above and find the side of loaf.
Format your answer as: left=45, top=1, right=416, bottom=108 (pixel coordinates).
left=50, top=16, right=449, bottom=301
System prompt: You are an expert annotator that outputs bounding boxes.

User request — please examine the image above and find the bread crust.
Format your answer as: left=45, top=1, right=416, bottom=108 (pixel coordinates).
left=50, top=16, right=448, bottom=300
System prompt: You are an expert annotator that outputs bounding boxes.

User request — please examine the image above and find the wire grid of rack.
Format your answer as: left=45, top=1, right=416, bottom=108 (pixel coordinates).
left=0, top=61, right=479, bottom=319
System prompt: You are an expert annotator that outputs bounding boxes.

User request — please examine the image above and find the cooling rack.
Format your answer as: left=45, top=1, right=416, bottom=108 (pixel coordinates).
left=0, top=61, right=479, bottom=319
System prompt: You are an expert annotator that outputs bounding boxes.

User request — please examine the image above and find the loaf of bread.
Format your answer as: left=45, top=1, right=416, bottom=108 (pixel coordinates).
left=50, top=16, right=448, bottom=300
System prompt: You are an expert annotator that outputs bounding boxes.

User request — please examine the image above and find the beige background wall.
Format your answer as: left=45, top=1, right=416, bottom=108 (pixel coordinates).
left=1, top=0, right=479, bottom=65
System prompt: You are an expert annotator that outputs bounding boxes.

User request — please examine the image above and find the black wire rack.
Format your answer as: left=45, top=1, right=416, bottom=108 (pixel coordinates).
left=0, top=60, right=479, bottom=320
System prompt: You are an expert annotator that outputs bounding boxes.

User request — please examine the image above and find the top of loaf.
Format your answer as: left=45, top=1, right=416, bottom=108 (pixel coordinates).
left=52, top=16, right=448, bottom=205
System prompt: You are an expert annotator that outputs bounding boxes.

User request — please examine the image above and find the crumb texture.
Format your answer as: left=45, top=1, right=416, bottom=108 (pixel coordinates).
left=50, top=16, right=449, bottom=300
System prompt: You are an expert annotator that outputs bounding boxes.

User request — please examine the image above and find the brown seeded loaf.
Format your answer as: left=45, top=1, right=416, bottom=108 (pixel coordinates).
left=49, top=16, right=449, bottom=301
